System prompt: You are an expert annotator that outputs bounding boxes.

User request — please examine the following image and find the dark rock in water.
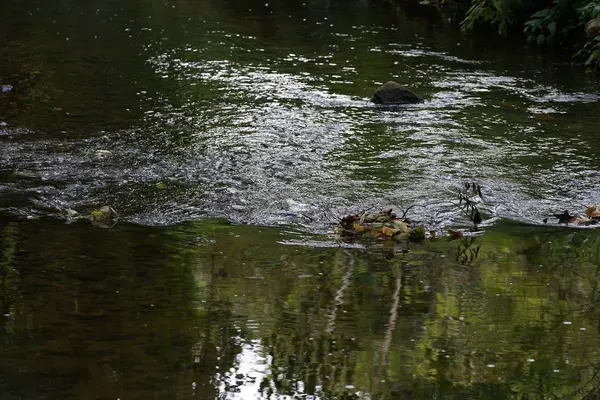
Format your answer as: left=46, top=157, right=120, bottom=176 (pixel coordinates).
left=371, top=81, right=423, bottom=105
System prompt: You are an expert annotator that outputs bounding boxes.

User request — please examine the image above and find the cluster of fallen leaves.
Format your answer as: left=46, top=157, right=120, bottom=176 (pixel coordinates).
left=61, top=205, right=119, bottom=228
left=338, top=208, right=425, bottom=241
left=550, top=204, right=600, bottom=225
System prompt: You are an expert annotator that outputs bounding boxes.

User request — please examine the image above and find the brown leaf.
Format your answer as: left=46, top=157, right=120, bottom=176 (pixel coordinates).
left=585, top=204, right=600, bottom=219
left=381, top=226, right=397, bottom=237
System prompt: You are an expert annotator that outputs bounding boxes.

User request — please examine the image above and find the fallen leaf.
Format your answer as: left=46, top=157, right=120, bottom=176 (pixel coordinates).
left=381, top=226, right=397, bottom=237
left=352, top=222, right=365, bottom=233
left=448, top=230, right=463, bottom=240
left=390, top=219, right=409, bottom=233
left=585, top=204, right=600, bottom=219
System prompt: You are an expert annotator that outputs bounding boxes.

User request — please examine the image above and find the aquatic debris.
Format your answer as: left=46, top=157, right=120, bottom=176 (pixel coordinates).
left=550, top=209, right=599, bottom=226
left=90, top=206, right=118, bottom=228
left=447, top=229, right=464, bottom=240
left=57, top=206, right=119, bottom=228
left=458, top=182, right=484, bottom=226
left=60, top=208, right=79, bottom=219
left=552, top=210, right=587, bottom=224
left=94, top=149, right=112, bottom=159
left=585, top=204, right=600, bottom=219
left=337, top=182, right=487, bottom=245
left=338, top=208, right=424, bottom=241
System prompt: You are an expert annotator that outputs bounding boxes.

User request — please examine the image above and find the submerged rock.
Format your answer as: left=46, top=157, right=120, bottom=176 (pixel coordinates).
left=371, top=81, right=424, bottom=105
left=90, top=206, right=118, bottom=227
left=61, top=208, right=80, bottom=219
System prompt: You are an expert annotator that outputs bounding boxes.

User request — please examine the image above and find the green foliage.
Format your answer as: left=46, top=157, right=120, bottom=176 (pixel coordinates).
left=575, top=2, right=600, bottom=70
left=523, top=6, right=561, bottom=45
left=522, top=0, right=596, bottom=45
left=579, top=0, right=600, bottom=20
left=460, top=0, right=600, bottom=70
left=574, top=34, right=600, bottom=69
left=461, top=0, right=527, bottom=35
left=522, top=0, right=600, bottom=71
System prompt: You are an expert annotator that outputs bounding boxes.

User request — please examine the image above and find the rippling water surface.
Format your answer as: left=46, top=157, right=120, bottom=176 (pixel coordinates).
left=1, top=0, right=599, bottom=229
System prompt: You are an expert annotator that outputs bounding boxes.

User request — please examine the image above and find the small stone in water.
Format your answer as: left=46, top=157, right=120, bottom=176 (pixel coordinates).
left=62, top=208, right=79, bottom=218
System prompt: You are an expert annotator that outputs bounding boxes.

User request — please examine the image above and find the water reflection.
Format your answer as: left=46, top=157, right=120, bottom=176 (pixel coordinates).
left=2, top=217, right=600, bottom=398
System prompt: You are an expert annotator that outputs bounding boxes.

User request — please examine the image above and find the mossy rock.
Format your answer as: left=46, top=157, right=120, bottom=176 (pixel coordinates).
left=371, top=81, right=424, bottom=105
left=90, top=206, right=118, bottom=227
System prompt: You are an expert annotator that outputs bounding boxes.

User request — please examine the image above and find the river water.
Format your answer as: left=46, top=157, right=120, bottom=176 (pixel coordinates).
left=1, top=0, right=600, bottom=399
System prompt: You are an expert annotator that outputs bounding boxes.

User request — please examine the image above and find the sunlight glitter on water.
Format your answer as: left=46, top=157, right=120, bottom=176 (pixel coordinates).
left=1, top=0, right=599, bottom=230
left=218, top=340, right=271, bottom=400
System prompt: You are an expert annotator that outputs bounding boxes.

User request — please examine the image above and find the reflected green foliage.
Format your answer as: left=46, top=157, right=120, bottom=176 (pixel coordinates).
left=0, top=218, right=226, bottom=399
left=2, top=217, right=600, bottom=398
left=0, top=223, right=20, bottom=319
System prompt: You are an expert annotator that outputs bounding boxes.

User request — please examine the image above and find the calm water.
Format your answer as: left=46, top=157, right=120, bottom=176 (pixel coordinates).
left=2, top=217, right=600, bottom=399
left=1, top=0, right=600, bottom=398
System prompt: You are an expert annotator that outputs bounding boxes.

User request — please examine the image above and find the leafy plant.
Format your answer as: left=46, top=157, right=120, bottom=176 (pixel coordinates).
left=459, top=0, right=600, bottom=71
left=524, top=6, right=559, bottom=44
left=574, top=34, right=600, bottom=70
left=574, top=1, right=600, bottom=70
left=461, top=0, right=526, bottom=35
left=522, top=0, right=586, bottom=45
left=578, top=1, right=600, bottom=21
